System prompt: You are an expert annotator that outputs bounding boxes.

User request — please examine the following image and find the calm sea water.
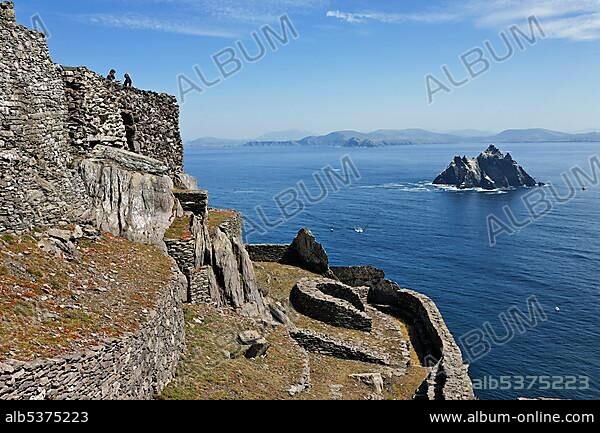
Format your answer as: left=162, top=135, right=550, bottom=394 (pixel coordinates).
left=185, top=142, right=600, bottom=400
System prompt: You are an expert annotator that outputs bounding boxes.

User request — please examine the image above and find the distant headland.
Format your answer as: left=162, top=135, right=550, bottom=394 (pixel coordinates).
left=187, top=128, right=600, bottom=148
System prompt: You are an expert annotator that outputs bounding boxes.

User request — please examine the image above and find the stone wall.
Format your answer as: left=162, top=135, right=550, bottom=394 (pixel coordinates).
left=369, top=280, right=475, bottom=401
left=246, top=244, right=290, bottom=263
left=176, top=191, right=208, bottom=219
left=0, top=1, right=15, bottom=23
left=189, top=266, right=220, bottom=304
left=0, top=266, right=187, bottom=400
left=61, top=67, right=183, bottom=175
left=0, top=7, right=91, bottom=233
left=165, top=238, right=196, bottom=274
left=214, top=209, right=243, bottom=240
left=290, top=278, right=372, bottom=332
left=290, top=329, right=390, bottom=366
left=332, top=266, right=385, bottom=288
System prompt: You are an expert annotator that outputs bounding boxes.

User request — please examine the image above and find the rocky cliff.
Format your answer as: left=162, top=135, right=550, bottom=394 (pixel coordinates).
left=1, top=1, right=474, bottom=401
left=433, top=145, right=538, bottom=190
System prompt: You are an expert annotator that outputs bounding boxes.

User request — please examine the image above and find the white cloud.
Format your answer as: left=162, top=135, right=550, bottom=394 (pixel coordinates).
left=326, top=9, right=459, bottom=24
left=83, top=14, right=239, bottom=38
left=327, top=0, right=600, bottom=41
left=82, top=0, right=328, bottom=36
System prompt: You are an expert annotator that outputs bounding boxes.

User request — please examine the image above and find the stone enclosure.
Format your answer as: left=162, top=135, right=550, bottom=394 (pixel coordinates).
left=290, top=278, right=372, bottom=331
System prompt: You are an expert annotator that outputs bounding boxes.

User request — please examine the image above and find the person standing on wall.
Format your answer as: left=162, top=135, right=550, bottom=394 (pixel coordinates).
left=124, top=73, right=133, bottom=88
left=107, top=69, right=116, bottom=81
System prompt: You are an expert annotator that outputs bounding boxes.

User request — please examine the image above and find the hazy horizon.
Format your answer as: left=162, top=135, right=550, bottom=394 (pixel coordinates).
left=188, top=127, right=600, bottom=142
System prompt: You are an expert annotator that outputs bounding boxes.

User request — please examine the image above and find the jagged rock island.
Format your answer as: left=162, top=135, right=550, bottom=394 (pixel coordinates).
left=0, top=2, right=473, bottom=400
left=433, top=144, right=538, bottom=190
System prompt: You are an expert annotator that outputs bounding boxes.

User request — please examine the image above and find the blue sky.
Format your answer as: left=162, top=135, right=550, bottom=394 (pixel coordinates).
left=15, top=0, right=600, bottom=140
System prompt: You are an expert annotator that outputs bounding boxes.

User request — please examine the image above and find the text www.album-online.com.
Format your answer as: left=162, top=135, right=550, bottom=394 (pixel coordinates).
left=430, top=411, right=595, bottom=423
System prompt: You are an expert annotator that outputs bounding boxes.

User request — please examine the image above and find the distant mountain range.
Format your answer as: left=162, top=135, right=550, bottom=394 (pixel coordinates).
left=187, top=128, right=600, bottom=148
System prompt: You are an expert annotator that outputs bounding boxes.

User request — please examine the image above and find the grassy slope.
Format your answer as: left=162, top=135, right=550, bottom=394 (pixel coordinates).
left=0, top=233, right=172, bottom=361
left=162, top=262, right=427, bottom=400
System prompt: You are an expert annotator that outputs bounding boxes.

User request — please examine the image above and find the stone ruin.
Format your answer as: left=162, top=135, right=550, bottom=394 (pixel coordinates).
left=248, top=229, right=476, bottom=401
left=0, top=1, right=474, bottom=400
left=0, top=1, right=271, bottom=399
left=290, top=278, right=372, bottom=331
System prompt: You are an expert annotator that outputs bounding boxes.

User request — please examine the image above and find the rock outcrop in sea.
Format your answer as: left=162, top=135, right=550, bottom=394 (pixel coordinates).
left=433, top=145, right=538, bottom=190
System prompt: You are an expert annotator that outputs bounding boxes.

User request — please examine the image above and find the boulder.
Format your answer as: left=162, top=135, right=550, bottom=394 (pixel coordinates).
left=173, top=173, right=199, bottom=191
left=433, top=145, right=537, bottom=190
left=238, top=330, right=262, bottom=346
left=269, top=302, right=295, bottom=328
left=283, top=228, right=336, bottom=278
left=245, top=338, right=270, bottom=359
left=46, top=229, right=73, bottom=243
left=350, top=373, right=385, bottom=394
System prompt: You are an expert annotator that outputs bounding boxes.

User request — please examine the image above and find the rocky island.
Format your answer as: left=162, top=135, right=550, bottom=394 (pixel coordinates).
left=0, top=1, right=473, bottom=401
left=433, top=145, right=538, bottom=190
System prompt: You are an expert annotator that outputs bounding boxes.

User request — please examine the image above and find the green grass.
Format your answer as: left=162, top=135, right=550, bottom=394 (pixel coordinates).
left=207, top=209, right=236, bottom=230
left=1, top=234, right=16, bottom=244
left=165, top=216, right=193, bottom=240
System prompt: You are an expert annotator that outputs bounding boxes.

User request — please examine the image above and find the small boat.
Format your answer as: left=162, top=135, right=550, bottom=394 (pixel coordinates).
left=354, top=227, right=364, bottom=234
left=330, top=228, right=334, bottom=232
left=582, top=187, right=587, bottom=191
left=555, top=307, right=561, bottom=313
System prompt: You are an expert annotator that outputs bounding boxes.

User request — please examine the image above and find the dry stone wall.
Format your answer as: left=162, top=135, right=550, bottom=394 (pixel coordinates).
left=290, top=329, right=390, bottom=366
left=369, top=280, right=474, bottom=400
left=0, top=266, right=187, bottom=400
left=290, top=278, right=372, bottom=332
left=246, top=244, right=290, bottom=262
left=62, top=67, right=183, bottom=175
left=0, top=6, right=91, bottom=233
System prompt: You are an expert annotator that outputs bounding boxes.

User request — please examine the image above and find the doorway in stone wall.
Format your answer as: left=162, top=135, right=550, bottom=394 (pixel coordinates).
left=121, top=110, right=137, bottom=152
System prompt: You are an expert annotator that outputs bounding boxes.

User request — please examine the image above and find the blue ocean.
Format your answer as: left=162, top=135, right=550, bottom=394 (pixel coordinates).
left=185, top=142, right=600, bottom=400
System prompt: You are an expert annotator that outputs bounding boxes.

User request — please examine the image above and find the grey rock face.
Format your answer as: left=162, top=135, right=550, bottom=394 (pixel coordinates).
left=232, top=237, right=267, bottom=317
left=80, top=146, right=175, bottom=245
left=211, top=229, right=244, bottom=307
left=87, top=145, right=169, bottom=176
left=173, top=173, right=199, bottom=191
left=433, top=145, right=537, bottom=190
left=209, top=228, right=268, bottom=320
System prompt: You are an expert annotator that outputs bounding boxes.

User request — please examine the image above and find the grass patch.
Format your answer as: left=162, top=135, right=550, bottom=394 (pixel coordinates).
left=165, top=216, right=193, bottom=241
left=1, top=234, right=16, bottom=244
left=161, top=304, right=305, bottom=400
left=26, top=267, right=44, bottom=278
left=207, top=209, right=236, bottom=230
left=0, top=231, right=173, bottom=362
